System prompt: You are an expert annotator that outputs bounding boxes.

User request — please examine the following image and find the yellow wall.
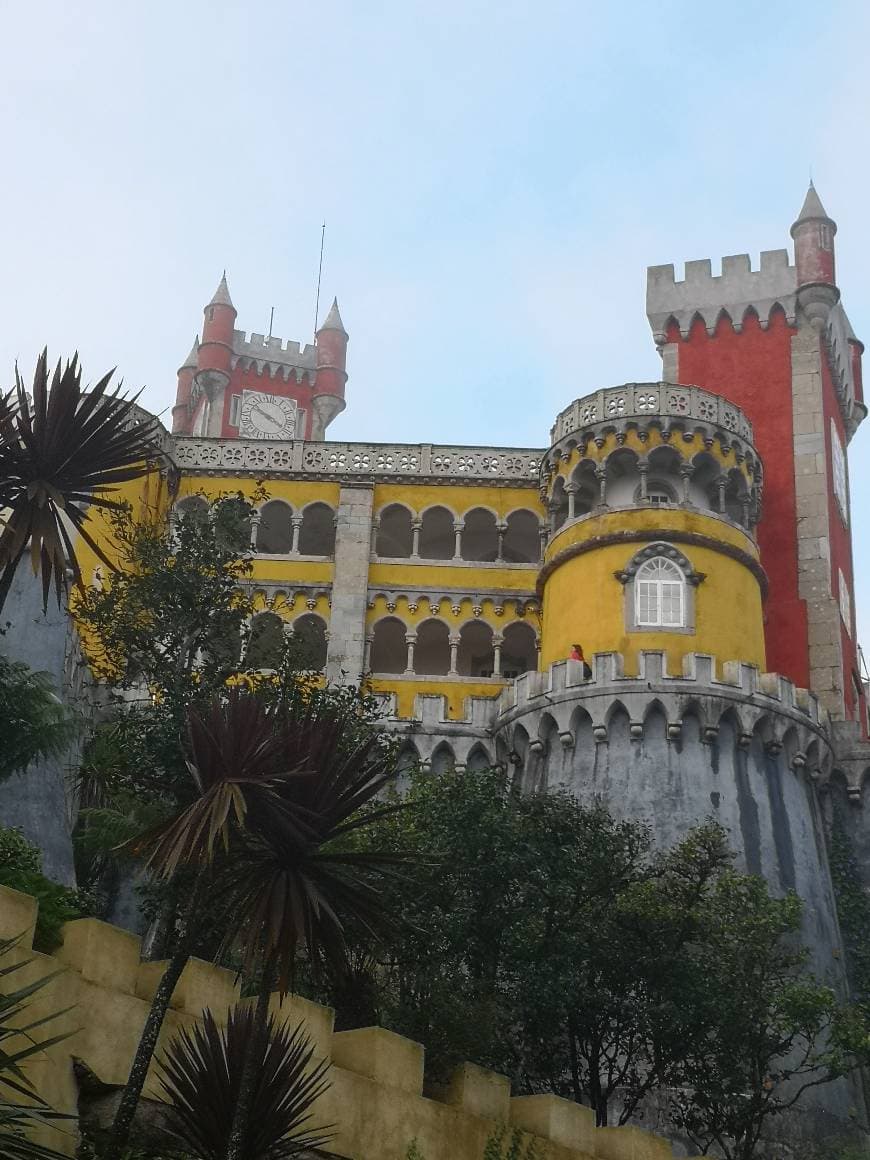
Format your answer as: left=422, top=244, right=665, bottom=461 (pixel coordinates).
left=0, top=886, right=683, bottom=1160
left=540, top=508, right=766, bottom=675
left=372, top=482, right=543, bottom=519
left=369, top=677, right=504, bottom=720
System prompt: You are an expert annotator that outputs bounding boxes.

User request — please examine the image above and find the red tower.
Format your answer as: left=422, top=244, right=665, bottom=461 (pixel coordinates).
left=172, top=276, right=348, bottom=442
left=647, top=186, right=867, bottom=731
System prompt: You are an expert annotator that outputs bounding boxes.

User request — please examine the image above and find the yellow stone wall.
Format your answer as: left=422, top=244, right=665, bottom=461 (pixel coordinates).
left=0, top=886, right=687, bottom=1160
left=540, top=507, right=766, bottom=675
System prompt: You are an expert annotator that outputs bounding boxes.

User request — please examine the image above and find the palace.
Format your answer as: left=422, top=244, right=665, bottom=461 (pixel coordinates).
left=2, top=181, right=869, bottom=1144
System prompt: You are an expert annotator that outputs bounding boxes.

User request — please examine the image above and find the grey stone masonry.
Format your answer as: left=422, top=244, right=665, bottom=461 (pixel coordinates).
left=325, top=485, right=375, bottom=682
left=791, top=322, right=845, bottom=720
left=646, top=250, right=797, bottom=342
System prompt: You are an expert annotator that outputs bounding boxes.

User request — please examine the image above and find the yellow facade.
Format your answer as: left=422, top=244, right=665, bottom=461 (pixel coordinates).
left=540, top=507, right=766, bottom=674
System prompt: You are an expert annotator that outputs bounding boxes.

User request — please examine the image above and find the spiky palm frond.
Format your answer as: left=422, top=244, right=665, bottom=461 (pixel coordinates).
left=127, top=690, right=316, bottom=878
left=0, top=349, right=159, bottom=610
left=156, top=1006, right=332, bottom=1160
left=219, top=700, right=405, bottom=985
left=0, top=937, right=73, bottom=1160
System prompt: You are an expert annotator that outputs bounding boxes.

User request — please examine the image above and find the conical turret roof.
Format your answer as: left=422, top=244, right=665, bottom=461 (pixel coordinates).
left=179, top=336, right=199, bottom=371
left=318, top=297, right=347, bottom=335
left=208, top=271, right=235, bottom=309
left=794, top=182, right=832, bottom=224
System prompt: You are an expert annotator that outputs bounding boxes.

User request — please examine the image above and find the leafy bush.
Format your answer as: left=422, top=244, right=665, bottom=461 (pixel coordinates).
left=0, top=827, right=89, bottom=951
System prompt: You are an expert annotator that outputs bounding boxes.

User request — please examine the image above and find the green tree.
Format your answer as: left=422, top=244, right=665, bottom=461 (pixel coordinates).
left=668, top=873, right=870, bottom=1160
left=0, top=828, right=87, bottom=952
left=0, top=350, right=159, bottom=612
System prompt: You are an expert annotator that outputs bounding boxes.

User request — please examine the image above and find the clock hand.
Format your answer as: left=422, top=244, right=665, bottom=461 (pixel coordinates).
left=252, top=403, right=282, bottom=429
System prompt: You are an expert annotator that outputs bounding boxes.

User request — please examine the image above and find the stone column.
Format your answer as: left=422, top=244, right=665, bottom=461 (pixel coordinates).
left=291, top=517, right=302, bottom=554
left=449, top=634, right=460, bottom=675
left=680, top=462, right=695, bottom=504
left=595, top=465, right=608, bottom=506
left=452, top=520, right=464, bottom=560
left=325, top=484, right=374, bottom=682
left=638, top=459, right=649, bottom=501
left=715, top=474, right=727, bottom=513
left=370, top=517, right=380, bottom=557
left=363, top=634, right=373, bottom=672
left=565, top=482, right=578, bottom=520
left=249, top=513, right=261, bottom=552
left=404, top=633, right=416, bottom=676
left=411, top=518, right=422, bottom=558
left=496, top=522, right=507, bottom=562
left=492, top=635, right=503, bottom=677
left=539, top=526, right=548, bottom=561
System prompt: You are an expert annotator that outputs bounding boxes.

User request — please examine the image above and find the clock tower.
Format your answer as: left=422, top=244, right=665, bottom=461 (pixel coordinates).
left=171, top=275, right=348, bottom=441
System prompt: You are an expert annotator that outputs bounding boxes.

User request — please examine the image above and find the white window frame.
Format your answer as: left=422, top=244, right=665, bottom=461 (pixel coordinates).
left=635, top=556, right=686, bottom=628
left=839, top=568, right=852, bottom=636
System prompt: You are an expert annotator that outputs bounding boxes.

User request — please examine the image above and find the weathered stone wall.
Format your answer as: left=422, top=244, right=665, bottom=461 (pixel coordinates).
left=0, top=885, right=687, bottom=1160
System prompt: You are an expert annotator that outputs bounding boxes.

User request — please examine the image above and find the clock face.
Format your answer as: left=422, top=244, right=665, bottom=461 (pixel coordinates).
left=238, top=391, right=297, bottom=440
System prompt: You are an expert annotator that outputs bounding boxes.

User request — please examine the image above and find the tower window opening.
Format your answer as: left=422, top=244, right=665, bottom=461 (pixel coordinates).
left=635, top=557, right=685, bottom=628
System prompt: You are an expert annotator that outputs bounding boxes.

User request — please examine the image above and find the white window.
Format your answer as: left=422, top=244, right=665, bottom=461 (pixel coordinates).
left=635, top=557, right=685, bottom=627
left=839, top=568, right=852, bottom=636
left=229, top=394, right=242, bottom=426
left=831, top=419, right=849, bottom=525
left=647, top=491, right=672, bottom=506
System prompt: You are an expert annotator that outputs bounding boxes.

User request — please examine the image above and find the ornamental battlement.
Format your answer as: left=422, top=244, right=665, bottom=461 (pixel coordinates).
left=547, top=382, right=755, bottom=453
left=646, top=250, right=798, bottom=342
left=231, top=329, right=317, bottom=367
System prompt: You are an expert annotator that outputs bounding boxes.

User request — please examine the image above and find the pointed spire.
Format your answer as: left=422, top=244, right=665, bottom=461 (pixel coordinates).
left=208, top=271, right=234, bottom=309
left=318, top=297, right=347, bottom=335
left=794, top=181, right=832, bottom=224
left=179, top=335, right=199, bottom=371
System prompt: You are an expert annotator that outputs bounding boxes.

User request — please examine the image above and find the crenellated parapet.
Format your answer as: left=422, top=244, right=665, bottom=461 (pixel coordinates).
left=230, top=329, right=317, bottom=383
left=493, top=651, right=831, bottom=774
left=0, top=885, right=689, bottom=1160
left=646, top=251, right=797, bottom=344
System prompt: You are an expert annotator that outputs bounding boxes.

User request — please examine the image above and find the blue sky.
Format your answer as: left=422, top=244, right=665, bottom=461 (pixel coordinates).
left=2, top=0, right=869, bottom=647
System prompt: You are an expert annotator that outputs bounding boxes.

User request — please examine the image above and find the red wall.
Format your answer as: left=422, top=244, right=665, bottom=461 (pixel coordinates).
left=668, top=308, right=809, bottom=687
left=219, top=367, right=315, bottom=440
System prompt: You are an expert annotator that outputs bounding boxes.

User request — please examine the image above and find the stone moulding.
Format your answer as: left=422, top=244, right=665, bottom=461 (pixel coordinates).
left=171, top=437, right=544, bottom=483
left=0, top=885, right=687, bottom=1160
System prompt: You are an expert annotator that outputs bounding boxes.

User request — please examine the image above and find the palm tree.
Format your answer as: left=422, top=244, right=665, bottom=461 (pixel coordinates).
left=106, top=689, right=401, bottom=1160
left=0, top=936, right=73, bottom=1160
left=0, top=350, right=159, bottom=613
left=156, top=1005, right=332, bottom=1160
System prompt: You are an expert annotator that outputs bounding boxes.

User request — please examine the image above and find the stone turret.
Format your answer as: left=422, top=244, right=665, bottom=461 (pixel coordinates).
left=312, top=298, right=348, bottom=439
left=171, top=336, right=199, bottom=433
left=790, top=183, right=839, bottom=328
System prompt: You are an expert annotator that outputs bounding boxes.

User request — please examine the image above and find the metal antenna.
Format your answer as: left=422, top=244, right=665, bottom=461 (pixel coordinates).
left=313, top=221, right=326, bottom=338
left=268, top=306, right=275, bottom=341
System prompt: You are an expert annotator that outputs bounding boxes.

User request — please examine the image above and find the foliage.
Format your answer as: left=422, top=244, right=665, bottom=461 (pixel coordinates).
left=155, top=1005, right=332, bottom=1160
left=0, top=935, right=73, bottom=1159
left=404, top=1141, right=426, bottom=1160
left=309, top=764, right=870, bottom=1153
left=0, top=654, right=79, bottom=782
left=0, top=828, right=88, bottom=952
left=482, top=1124, right=542, bottom=1159
left=0, top=349, right=159, bottom=611
left=827, top=813, right=870, bottom=1004
left=668, top=872, right=870, bottom=1160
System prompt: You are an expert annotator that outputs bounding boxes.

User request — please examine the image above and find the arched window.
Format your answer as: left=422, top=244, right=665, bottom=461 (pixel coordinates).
left=461, top=508, right=499, bottom=561
left=456, top=620, right=494, bottom=677
left=414, top=620, right=451, bottom=676
left=502, top=510, right=540, bottom=563
left=174, top=495, right=208, bottom=524
left=635, top=557, right=685, bottom=627
left=246, top=611, right=285, bottom=670
left=298, top=503, right=336, bottom=557
left=376, top=505, right=413, bottom=558
left=291, top=614, right=327, bottom=670
left=370, top=617, right=407, bottom=674
left=501, top=622, right=537, bottom=676
left=419, top=506, right=454, bottom=559
left=257, top=501, right=293, bottom=554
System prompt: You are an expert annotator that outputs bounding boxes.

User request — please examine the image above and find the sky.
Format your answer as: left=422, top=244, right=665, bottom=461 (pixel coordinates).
left=2, top=0, right=869, bottom=644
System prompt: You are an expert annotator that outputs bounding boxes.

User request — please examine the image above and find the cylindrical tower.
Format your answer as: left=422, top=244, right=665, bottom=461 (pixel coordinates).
left=538, top=383, right=765, bottom=673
